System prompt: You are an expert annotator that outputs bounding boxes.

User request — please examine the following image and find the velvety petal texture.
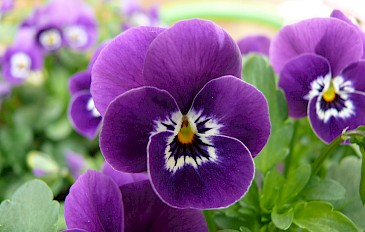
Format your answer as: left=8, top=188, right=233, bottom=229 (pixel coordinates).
left=91, top=26, right=166, bottom=116
left=69, top=91, right=102, bottom=139
left=279, top=54, right=331, bottom=118
left=102, top=162, right=148, bottom=187
left=64, top=170, right=124, bottom=232
left=270, top=18, right=363, bottom=75
left=190, top=76, right=270, bottom=157
left=148, top=132, right=254, bottom=209
left=143, top=19, right=242, bottom=113
left=100, top=87, right=180, bottom=173
left=121, top=180, right=208, bottom=232
left=237, top=35, right=270, bottom=56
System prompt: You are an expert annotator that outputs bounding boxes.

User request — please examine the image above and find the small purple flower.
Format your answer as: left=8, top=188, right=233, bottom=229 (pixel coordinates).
left=2, top=28, right=43, bottom=85
left=0, top=0, right=13, bottom=14
left=237, top=35, right=271, bottom=56
left=121, top=0, right=161, bottom=30
left=65, top=151, right=87, bottom=180
left=270, top=14, right=365, bottom=143
left=91, top=19, right=270, bottom=209
left=68, top=44, right=105, bottom=139
left=64, top=170, right=208, bottom=232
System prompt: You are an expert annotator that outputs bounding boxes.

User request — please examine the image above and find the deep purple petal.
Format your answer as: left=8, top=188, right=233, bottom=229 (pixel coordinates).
left=237, top=35, right=271, bottom=56
left=190, top=76, right=270, bottom=157
left=100, top=86, right=180, bottom=173
left=341, top=61, right=365, bottom=92
left=91, top=26, right=166, bottom=116
left=121, top=180, right=208, bottom=232
left=148, top=131, right=254, bottom=209
left=68, top=71, right=91, bottom=95
left=101, top=162, right=148, bottom=187
left=64, top=170, right=124, bottom=232
left=308, top=93, right=365, bottom=143
left=279, top=54, right=331, bottom=118
left=143, top=19, right=242, bottom=114
left=65, top=151, right=87, bottom=180
left=68, top=91, right=101, bottom=139
left=270, top=18, right=363, bottom=76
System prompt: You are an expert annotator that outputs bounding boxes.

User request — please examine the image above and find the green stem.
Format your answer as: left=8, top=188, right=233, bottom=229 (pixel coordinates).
left=203, top=210, right=217, bottom=232
left=284, top=120, right=298, bottom=176
left=161, top=2, right=283, bottom=29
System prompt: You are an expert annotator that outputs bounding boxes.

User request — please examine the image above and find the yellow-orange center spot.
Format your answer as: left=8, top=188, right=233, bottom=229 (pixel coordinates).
left=177, top=115, right=195, bottom=144
left=323, top=83, right=336, bottom=102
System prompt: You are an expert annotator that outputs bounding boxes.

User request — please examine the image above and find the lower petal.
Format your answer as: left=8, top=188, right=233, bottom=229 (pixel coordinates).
left=308, top=92, right=365, bottom=143
left=148, top=131, right=254, bottom=209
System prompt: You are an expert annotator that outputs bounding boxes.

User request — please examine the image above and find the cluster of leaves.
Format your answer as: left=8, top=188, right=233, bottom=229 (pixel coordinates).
left=207, top=55, right=365, bottom=232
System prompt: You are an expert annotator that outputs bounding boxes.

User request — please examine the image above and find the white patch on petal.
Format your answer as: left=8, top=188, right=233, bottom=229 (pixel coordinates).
left=64, top=25, right=88, bottom=49
left=39, top=29, right=62, bottom=51
left=10, top=52, right=32, bottom=79
left=87, top=97, right=101, bottom=118
left=304, top=73, right=331, bottom=100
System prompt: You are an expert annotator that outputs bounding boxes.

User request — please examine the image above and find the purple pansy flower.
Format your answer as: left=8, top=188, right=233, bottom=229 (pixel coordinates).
left=2, top=28, right=43, bottom=85
left=237, top=35, right=271, bottom=56
left=68, top=44, right=105, bottom=139
left=65, top=151, right=87, bottom=180
left=91, top=19, right=270, bottom=209
left=270, top=14, right=365, bottom=143
left=64, top=170, right=208, bottom=232
left=121, top=0, right=161, bottom=30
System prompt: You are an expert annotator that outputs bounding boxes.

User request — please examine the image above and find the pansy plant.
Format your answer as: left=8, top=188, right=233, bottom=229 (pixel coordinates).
left=91, top=19, right=270, bottom=209
left=270, top=13, right=365, bottom=143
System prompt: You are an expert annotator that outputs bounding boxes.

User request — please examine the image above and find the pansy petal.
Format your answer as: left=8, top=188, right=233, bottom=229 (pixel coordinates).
left=237, top=35, right=270, bottom=56
left=102, top=162, right=148, bottom=187
left=91, top=26, right=165, bottom=116
left=68, top=71, right=91, bottom=95
left=68, top=91, right=101, bottom=139
left=270, top=18, right=363, bottom=76
left=190, top=76, right=270, bottom=157
left=279, top=54, right=331, bottom=118
left=64, top=170, right=124, bottom=232
left=100, top=87, right=180, bottom=173
left=143, top=19, right=242, bottom=114
left=121, top=180, right=208, bottom=232
left=341, top=61, right=365, bottom=92
left=308, top=93, right=365, bottom=143
left=148, top=131, right=254, bottom=209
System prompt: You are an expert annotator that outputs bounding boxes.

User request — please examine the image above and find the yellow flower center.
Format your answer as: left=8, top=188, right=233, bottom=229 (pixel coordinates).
left=177, top=115, right=195, bottom=144
left=323, top=82, right=336, bottom=102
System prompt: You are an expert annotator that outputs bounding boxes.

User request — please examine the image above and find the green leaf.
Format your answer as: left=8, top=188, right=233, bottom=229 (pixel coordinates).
left=242, top=54, right=293, bottom=173
left=301, top=177, right=346, bottom=201
left=204, top=210, right=217, bottom=232
left=0, top=179, right=59, bottom=232
left=278, top=164, right=311, bottom=205
left=271, top=206, right=293, bottom=230
left=260, top=168, right=284, bottom=210
left=293, top=201, right=358, bottom=232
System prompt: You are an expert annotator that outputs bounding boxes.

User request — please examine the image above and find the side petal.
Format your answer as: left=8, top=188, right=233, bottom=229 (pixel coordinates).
left=279, top=54, right=331, bottom=118
left=68, top=71, right=91, bottom=95
left=68, top=91, right=101, bottom=139
left=121, top=180, right=208, bottom=232
left=341, top=60, right=365, bottom=92
left=148, top=131, right=254, bottom=209
left=100, top=86, right=180, bottom=173
left=90, top=26, right=165, bottom=116
left=308, top=93, right=365, bottom=143
left=190, top=76, right=270, bottom=157
left=64, top=170, right=124, bottom=232
left=270, top=18, right=363, bottom=76
left=143, top=19, right=242, bottom=114
left=101, top=162, right=148, bottom=187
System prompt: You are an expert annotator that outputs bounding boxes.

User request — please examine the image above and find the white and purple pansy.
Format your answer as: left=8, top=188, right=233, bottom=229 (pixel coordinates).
left=64, top=170, right=208, bottom=232
left=91, top=19, right=270, bottom=209
left=270, top=12, right=365, bottom=143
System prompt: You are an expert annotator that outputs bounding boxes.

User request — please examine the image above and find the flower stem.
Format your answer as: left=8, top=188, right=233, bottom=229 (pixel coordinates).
left=161, top=2, right=283, bottom=29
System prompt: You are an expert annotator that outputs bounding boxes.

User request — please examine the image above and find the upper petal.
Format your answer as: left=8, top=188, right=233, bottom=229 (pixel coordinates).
left=100, top=86, right=180, bottom=173
left=68, top=71, right=91, bottom=95
left=148, top=131, right=254, bottom=209
left=121, top=180, right=208, bottom=232
left=64, top=170, right=124, bottom=232
left=190, top=76, right=270, bottom=157
left=279, top=54, right=331, bottom=118
left=91, top=26, right=166, bottom=116
left=270, top=18, right=363, bottom=76
left=143, top=19, right=242, bottom=114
